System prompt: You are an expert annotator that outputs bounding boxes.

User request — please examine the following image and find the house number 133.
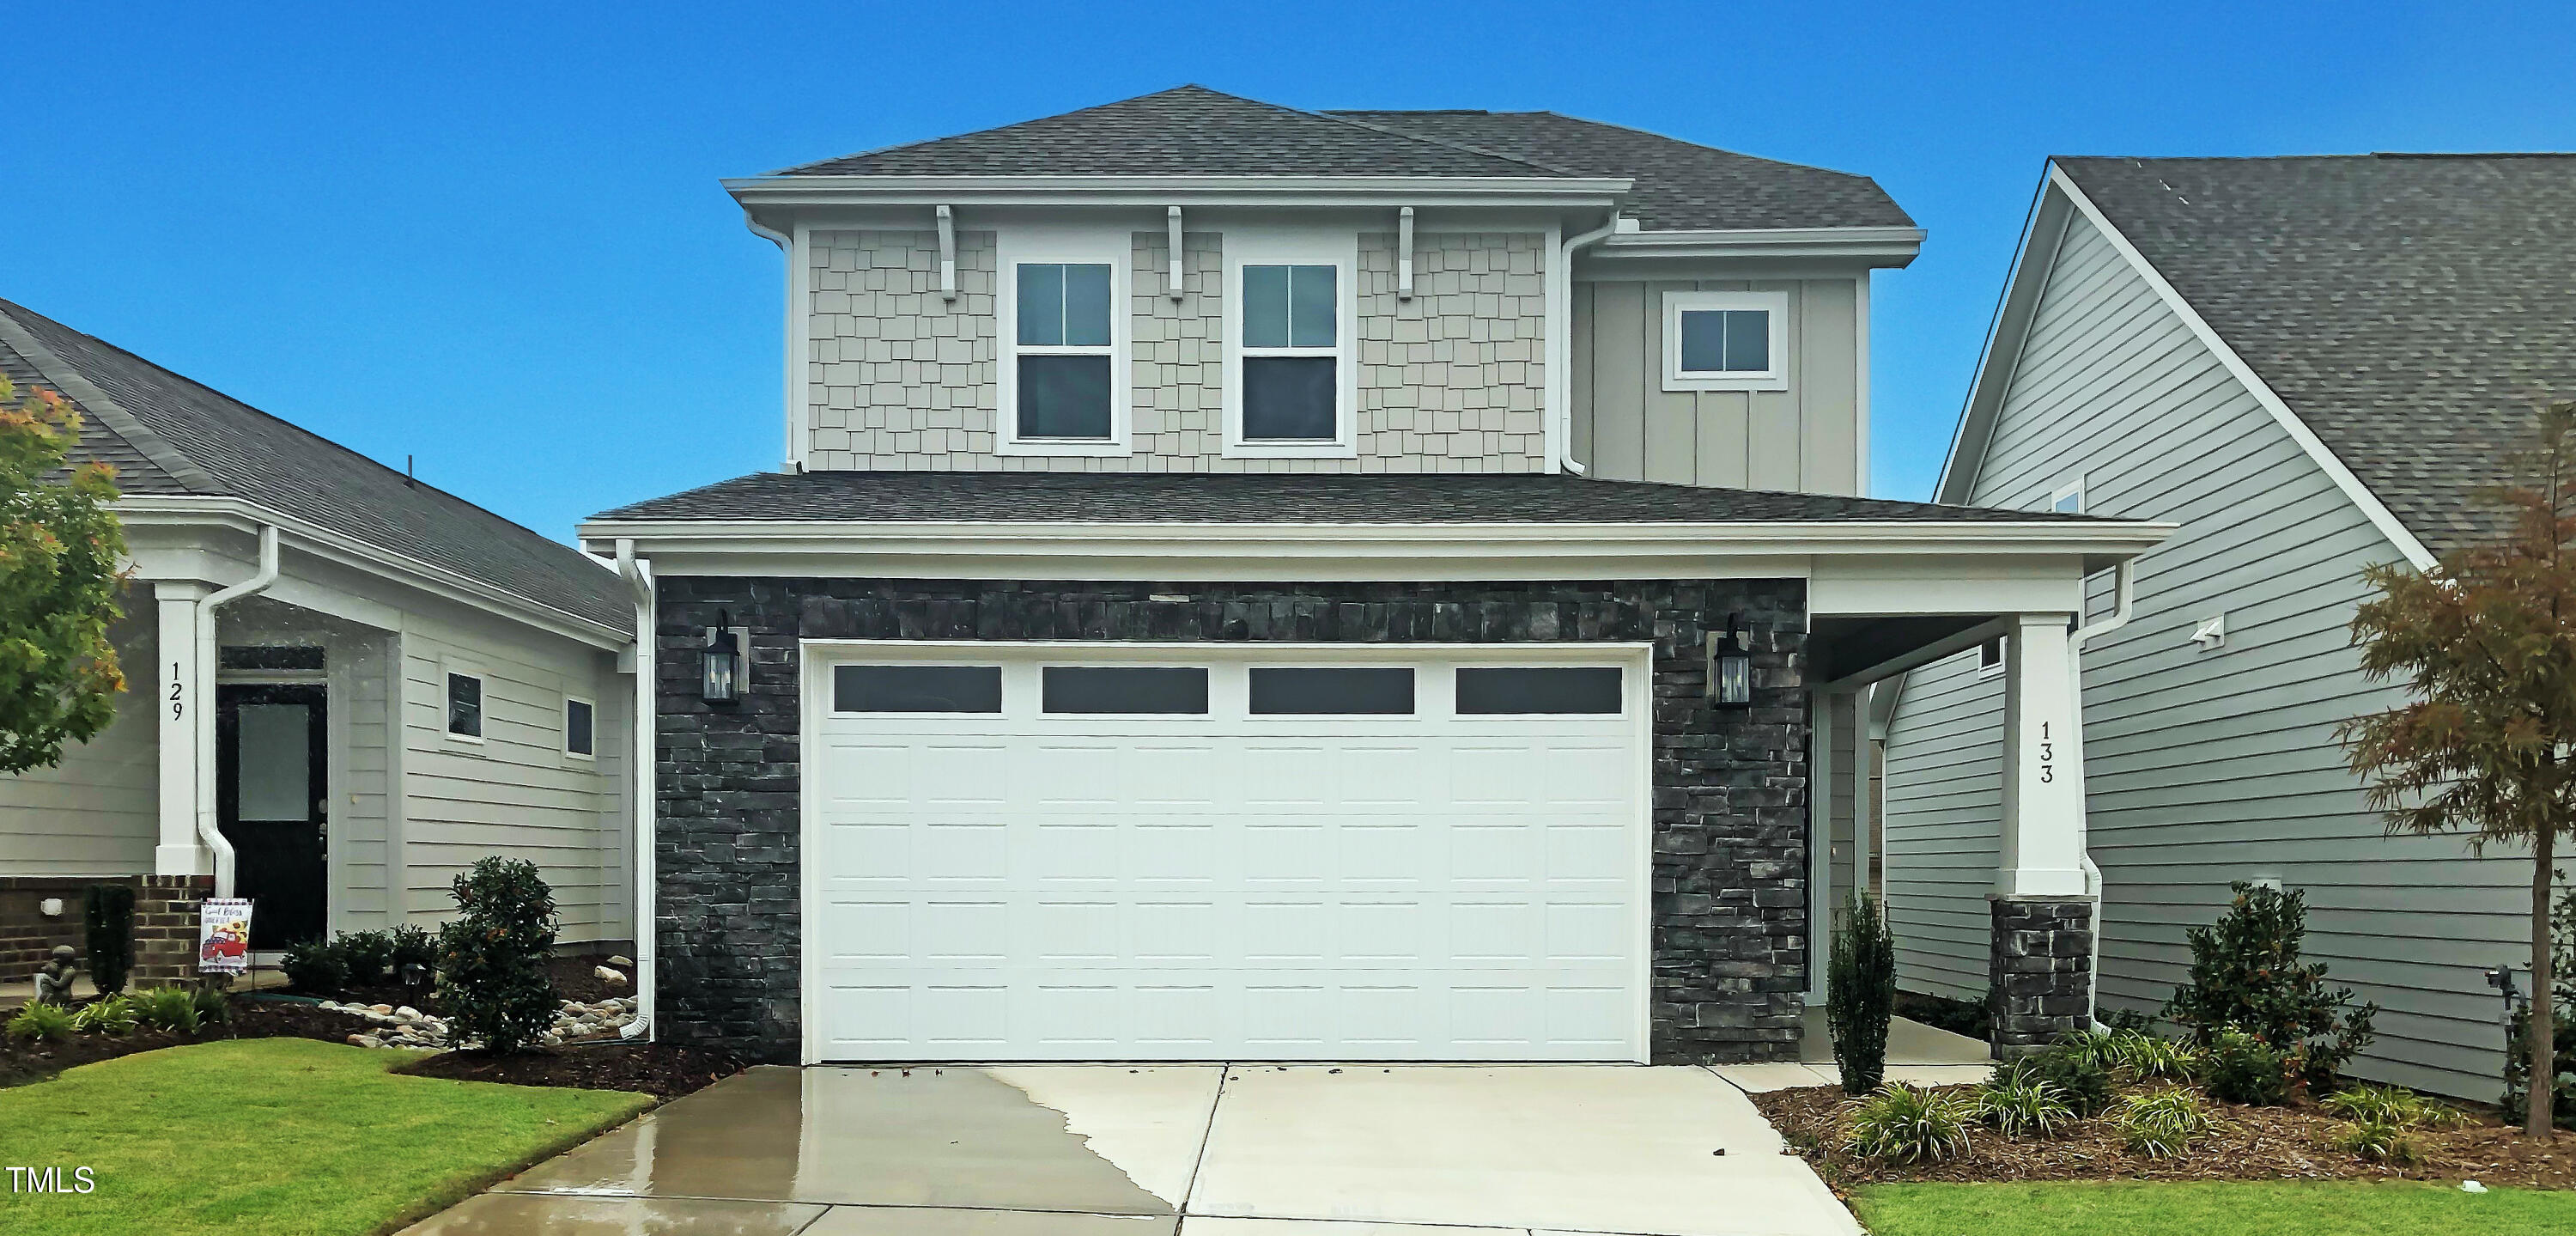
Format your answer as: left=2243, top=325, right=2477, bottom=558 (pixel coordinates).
left=2038, top=721, right=2053, bottom=782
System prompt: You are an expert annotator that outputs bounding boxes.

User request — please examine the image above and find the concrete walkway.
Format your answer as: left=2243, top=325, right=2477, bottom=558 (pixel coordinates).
left=401, top=1061, right=1866, bottom=1236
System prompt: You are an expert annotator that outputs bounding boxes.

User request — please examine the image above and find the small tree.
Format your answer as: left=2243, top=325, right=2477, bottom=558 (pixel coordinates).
left=0, top=376, right=127, bottom=774
left=1828, top=891, right=1899, bottom=1094
left=2342, top=399, right=2576, bottom=1136
left=82, top=883, right=134, bottom=995
left=436, top=856, right=558, bottom=1052
left=2162, top=882, right=2375, bottom=1094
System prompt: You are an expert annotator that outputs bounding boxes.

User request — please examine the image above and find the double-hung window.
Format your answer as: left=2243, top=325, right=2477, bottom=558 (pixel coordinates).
left=999, top=230, right=1127, bottom=454
left=1662, top=289, right=1791, bottom=392
left=1227, top=234, right=1354, bottom=456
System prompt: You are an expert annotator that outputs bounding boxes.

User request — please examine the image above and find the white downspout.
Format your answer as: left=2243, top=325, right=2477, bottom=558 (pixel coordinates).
left=616, top=539, right=656, bottom=1041
left=2067, top=559, right=2137, bottom=1020
left=197, top=523, right=281, bottom=897
left=1554, top=212, right=1623, bottom=475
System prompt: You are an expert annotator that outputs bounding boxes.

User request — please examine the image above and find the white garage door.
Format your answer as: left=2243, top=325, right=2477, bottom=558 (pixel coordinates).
left=804, top=646, right=1649, bottom=1062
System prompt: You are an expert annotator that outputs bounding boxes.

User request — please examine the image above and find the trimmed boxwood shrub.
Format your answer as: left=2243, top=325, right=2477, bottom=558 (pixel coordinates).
left=280, top=937, right=348, bottom=995
left=436, top=856, right=558, bottom=1053
left=336, top=929, right=394, bottom=985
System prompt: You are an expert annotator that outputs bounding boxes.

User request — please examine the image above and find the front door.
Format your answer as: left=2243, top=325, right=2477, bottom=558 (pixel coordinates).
left=217, top=685, right=327, bottom=949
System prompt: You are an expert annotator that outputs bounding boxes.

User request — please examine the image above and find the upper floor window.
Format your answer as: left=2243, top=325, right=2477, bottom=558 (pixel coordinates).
left=1662, top=289, right=1790, bottom=393
left=2050, top=478, right=2086, bottom=513
left=1226, top=233, right=1355, bottom=458
left=997, top=229, right=1128, bottom=456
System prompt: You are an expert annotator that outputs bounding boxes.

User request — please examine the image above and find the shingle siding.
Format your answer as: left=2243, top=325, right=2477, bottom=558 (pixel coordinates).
left=1881, top=213, right=2531, bottom=1099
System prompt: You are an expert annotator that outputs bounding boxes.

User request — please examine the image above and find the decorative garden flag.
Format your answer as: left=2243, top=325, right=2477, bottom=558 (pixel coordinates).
left=198, top=898, right=252, bottom=974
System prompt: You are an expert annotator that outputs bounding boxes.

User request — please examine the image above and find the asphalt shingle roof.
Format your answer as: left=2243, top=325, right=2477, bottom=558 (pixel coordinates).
left=1331, top=109, right=1914, bottom=231
left=2057, top=154, right=2576, bottom=557
left=590, top=470, right=2098, bottom=527
left=0, top=298, right=630, bottom=631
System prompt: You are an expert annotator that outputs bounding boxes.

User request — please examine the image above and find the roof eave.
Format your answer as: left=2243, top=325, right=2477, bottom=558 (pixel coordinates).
left=724, top=174, right=1633, bottom=211
left=1589, top=226, right=1924, bottom=267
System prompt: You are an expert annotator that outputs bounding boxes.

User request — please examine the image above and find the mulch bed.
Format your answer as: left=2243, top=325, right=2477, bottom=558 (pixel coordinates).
left=395, top=1042, right=751, bottom=1099
left=1755, top=1081, right=2576, bottom=1191
left=319, top=953, right=629, bottom=1015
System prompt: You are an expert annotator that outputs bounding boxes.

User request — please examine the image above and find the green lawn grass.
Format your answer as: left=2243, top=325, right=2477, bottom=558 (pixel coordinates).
left=1854, top=1180, right=2576, bottom=1236
left=0, top=1037, right=654, bottom=1236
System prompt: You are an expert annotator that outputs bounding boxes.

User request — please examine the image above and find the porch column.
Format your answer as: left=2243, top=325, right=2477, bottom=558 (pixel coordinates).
left=1990, top=612, right=2095, bottom=1055
left=153, top=581, right=210, bottom=877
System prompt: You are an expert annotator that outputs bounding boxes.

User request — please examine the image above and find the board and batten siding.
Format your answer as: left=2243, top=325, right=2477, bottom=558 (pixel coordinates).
left=1571, top=277, right=1861, bottom=496
left=0, top=606, right=159, bottom=874
left=1880, top=212, right=2530, bottom=1099
left=398, top=613, right=629, bottom=945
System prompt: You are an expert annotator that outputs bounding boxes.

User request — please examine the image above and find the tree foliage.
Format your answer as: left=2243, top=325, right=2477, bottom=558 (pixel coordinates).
left=0, top=375, right=127, bottom=774
left=2342, top=399, right=2576, bottom=1136
left=436, top=856, right=559, bottom=1053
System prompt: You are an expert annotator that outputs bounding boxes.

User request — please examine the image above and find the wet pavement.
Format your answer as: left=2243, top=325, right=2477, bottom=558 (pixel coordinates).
left=398, top=1062, right=1861, bottom=1236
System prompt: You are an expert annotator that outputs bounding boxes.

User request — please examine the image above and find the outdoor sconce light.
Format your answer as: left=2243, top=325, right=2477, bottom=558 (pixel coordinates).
left=702, top=610, right=744, bottom=704
left=1707, top=614, right=1753, bottom=708
left=400, top=961, right=430, bottom=991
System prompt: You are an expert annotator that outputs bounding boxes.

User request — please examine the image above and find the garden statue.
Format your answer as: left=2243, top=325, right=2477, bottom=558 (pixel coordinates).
left=31, top=945, right=80, bottom=1005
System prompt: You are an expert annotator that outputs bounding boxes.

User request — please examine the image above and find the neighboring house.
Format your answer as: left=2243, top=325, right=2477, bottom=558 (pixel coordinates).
left=584, top=86, right=2171, bottom=1065
left=0, top=298, right=637, bottom=983
left=1881, top=154, right=2576, bottom=1098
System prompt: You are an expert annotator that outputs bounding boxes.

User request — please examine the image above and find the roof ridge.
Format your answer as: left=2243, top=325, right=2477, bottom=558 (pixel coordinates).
left=1305, top=107, right=1588, bottom=179
left=1339, top=107, right=1886, bottom=184
left=759, top=86, right=1232, bottom=177
left=0, top=299, right=216, bottom=493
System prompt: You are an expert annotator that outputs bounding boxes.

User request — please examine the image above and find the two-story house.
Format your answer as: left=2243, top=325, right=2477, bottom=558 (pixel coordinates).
left=581, top=87, right=2172, bottom=1066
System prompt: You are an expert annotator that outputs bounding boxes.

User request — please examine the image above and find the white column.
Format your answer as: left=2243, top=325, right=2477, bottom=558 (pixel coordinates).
left=1997, top=612, right=2088, bottom=897
left=1850, top=684, right=1875, bottom=901
left=153, top=581, right=210, bottom=876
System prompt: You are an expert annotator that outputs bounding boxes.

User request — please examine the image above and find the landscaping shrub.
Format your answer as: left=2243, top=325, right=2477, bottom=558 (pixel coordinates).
left=436, top=856, right=559, bottom=1053
left=2321, top=1083, right=2466, bottom=1129
left=2162, top=882, right=2378, bottom=1093
left=70, top=994, right=137, bottom=1034
left=82, top=882, right=134, bottom=995
left=1841, top=1082, right=1976, bottom=1163
left=191, top=983, right=230, bottom=1028
left=2115, top=1087, right=2220, bottom=1160
left=2101, top=1006, right=2159, bottom=1035
left=6, top=1001, right=73, bottom=1042
left=280, top=937, right=348, bottom=995
left=2111, top=1029, right=2201, bottom=1081
left=134, top=986, right=200, bottom=1034
left=2331, top=1112, right=2425, bottom=1165
left=2058, top=1026, right=2125, bottom=1073
left=336, top=929, right=394, bottom=985
left=2502, top=880, right=2575, bottom=1127
left=2204, top=1027, right=2290, bottom=1105
left=1827, top=891, right=1898, bottom=1094
left=1976, top=1071, right=2073, bottom=1139
left=389, top=922, right=437, bottom=974
left=2001, top=1042, right=2115, bottom=1117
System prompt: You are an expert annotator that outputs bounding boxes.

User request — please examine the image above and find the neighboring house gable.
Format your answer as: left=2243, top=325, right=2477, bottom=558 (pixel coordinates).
left=1886, top=155, right=2576, bottom=1098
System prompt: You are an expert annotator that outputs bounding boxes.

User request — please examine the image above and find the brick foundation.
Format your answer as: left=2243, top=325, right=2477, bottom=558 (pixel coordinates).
left=3, top=874, right=212, bottom=989
left=1989, top=894, right=2096, bottom=1056
left=1, top=877, right=98, bottom=982
left=653, top=576, right=1814, bottom=1064
left=133, top=875, right=214, bottom=983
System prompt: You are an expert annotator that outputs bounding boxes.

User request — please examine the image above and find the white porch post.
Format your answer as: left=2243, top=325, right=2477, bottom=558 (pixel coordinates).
left=153, top=581, right=210, bottom=876
left=1996, top=612, right=2087, bottom=897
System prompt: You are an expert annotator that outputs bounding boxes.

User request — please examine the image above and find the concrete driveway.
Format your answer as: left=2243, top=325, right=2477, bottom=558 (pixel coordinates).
left=400, top=1062, right=1860, bottom=1236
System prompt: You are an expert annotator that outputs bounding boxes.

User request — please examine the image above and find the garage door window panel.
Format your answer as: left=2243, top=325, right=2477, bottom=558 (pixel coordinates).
left=833, top=665, right=1003, bottom=714
left=1248, top=667, right=1415, bottom=715
left=1041, top=666, right=1210, bottom=715
left=1455, top=667, right=1625, bottom=715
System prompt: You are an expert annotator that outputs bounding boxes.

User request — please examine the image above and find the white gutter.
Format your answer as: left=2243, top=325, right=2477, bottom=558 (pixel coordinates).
left=2069, top=558, right=2138, bottom=1020
left=1554, top=213, right=1624, bottom=475
left=615, top=539, right=656, bottom=1042
left=197, top=523, right=280, bottom=897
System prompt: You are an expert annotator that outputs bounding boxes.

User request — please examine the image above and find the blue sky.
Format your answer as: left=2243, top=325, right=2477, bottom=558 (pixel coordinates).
left=9, top=3, right=2573, bottom=539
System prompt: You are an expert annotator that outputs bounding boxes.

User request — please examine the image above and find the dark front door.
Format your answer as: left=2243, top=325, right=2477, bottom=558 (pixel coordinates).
left=217, top=685, right=327, bottom=949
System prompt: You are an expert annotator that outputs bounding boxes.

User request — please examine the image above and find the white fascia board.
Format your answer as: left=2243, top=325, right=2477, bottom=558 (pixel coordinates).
left=1589, top=226, right=1923, bottom=265
left=1965, top=166, right=2438, bottom=573
left=118, top=496, right=632, bottom=649
left=579, top=517, right=2173, bottom=582
left=725, top=174, right=1630, bottom=210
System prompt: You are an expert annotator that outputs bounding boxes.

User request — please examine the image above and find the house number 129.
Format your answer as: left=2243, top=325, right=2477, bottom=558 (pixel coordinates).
left=2038, top=722, right=2053, bottom=782
left=169, top=661, right=185, bottom=721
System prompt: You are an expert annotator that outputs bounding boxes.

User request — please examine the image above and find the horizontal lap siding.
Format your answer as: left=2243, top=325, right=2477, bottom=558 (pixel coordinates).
left=400, top=621, right=628, bottom=944
left=1881, top=215, right=2524, bottom=1098
left=0, top=606, right=158, bottom=875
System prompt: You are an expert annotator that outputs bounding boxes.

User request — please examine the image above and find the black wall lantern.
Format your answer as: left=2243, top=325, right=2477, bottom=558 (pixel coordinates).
left=702, top=610, right=743, bottom=704
left=1707, top=613, right=1753, bottom=708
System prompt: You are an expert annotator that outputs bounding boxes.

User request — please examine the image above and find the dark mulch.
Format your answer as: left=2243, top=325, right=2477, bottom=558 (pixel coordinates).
left=396, top=1041, right=751, bottom=1099
left=1756, top=1081, right=2576, bottom=1191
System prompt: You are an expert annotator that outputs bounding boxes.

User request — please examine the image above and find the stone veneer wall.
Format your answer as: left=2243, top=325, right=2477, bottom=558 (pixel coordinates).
left=801, top=229, right=1549, bottom=472
left=1988, top=895, right=2097, bottom=1056
left=652, top=576, right=1811, bottom=1064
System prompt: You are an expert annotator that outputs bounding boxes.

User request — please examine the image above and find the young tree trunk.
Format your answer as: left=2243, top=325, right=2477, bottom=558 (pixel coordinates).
left=2534, top=822, right=2558, bottom=1137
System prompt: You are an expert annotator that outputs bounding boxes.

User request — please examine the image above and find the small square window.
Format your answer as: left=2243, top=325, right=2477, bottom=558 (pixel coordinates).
left=835, top=665, right=1003, bottom=714
left=1041, top=667, right=1209, bottom=715
left=1978, top=638, right=2006, bottom=676
left=1456, top=667, right=1624, bottom=715
left=1678, top=309, right=1771, bottom=374
left=1249, top=667, right=1414, bottom=715
left=1663, top=290, right=1789, bottom=392
left=447, top=673, right=483, bottom=739
left=564, top=698, right=595, bottom=758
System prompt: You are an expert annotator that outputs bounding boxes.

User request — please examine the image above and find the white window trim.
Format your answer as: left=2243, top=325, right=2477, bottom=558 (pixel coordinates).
left=1662, top=289, right=1791, bottom=393
left=2050, top=476, right=2087, bottom=514
left=1224, top=229, right=1359, bottom=459
left=562, top=693, right=597, bottom=761
left=995, top=225, right=1132, bottom=457
left=441, top=664, right=486, bottom=745
left=1977, top=636, right=2006, bottom=679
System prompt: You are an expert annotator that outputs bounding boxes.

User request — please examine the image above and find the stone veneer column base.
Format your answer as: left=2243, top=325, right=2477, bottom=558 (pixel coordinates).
left=131, top=875, right=215, bottom=984
left=1989, top=894, right=2096, bottom=1057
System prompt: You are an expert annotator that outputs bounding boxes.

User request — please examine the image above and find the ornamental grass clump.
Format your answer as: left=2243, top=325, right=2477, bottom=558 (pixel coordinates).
left=1842, top=1082, right=1977, bottom=1164
left=70, top=994, right=137, bottom=1035
left=2114, top=1087, right=2220, bottom=1160
left=1976, top=1070, right=2074, bottom=1139
left=2332, top=1112, right=2427, bottom=1165
left=2002, top=1042, right=2116, bottom=1117
left=436, top=855, right=559, bottom=1053
left=134, top=986, right=200, bottom=1034
left=6, top=1001, right=73, bottom=1042
left=2321, top=1083, right=2468, bottom=1130
left=2112, top=1028, right=2202, bottom=1081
